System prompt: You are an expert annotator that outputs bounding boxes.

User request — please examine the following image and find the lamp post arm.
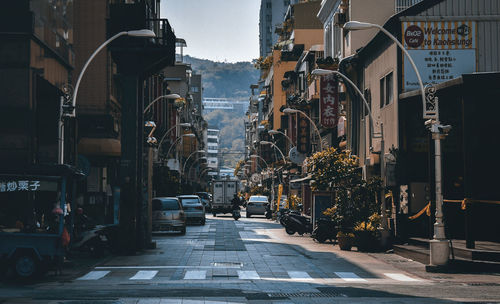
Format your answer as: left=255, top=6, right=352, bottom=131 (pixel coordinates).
left=158, top=124, right=180, bottom=149
left=143, top=95, right=165, bottom=114
left=165, top=136, right=182, bottom=158
left=372, top=24, right=427, bottom=120
left=331, top=70, right=377, bottom=139
left=272, top=131, right=295, bottom=146
left=183, top=151, right=198, bottom=176
left=252, top=155, right=269, bottom=167
left=269, top=142, right=286, bottom=163
left=295, top=109, right=324, bottom=151
left=72, top=31, right=128, bottom=114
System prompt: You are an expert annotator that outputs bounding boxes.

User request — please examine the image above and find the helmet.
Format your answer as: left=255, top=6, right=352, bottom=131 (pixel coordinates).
left=52, top=207, right=64, bottom=215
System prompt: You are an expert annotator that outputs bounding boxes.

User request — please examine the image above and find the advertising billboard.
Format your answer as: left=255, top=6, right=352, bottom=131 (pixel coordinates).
left=402, top=21, right=476, bottom=91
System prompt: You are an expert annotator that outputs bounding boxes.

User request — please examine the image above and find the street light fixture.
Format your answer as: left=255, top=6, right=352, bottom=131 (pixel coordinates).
left=250, top=154, right=269, bottom=167
left=165, top=133, right=196, bottom=159
left=71, top=29, right=156, bottom=118
left=344, top=20, right=449, bottom=266
left=260, top=141, right=286, bottom=164
left=268, top=130, right=294, bottom=147
left=158, top=123, right=192, bottom=151
left=143, top=93, right=181, bottom=114
left=282, top=108, right=324, bottom=151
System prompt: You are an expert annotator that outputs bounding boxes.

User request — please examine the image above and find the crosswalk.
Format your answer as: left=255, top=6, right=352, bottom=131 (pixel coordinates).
left=76, top=269, right=424, bottom=283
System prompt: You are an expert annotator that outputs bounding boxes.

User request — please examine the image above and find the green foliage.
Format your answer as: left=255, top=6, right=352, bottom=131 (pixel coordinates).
left=234, top=159, right=245, bottom=176
left=306, top=148, right=382, bottom=229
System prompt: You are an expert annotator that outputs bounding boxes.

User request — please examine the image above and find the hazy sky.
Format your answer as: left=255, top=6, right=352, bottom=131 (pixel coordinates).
left=161, top=0, right=261, bottom=63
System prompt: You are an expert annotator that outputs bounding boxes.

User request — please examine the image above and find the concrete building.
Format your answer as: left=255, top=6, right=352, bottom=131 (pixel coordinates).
left=259, top=0, right=299, bottom=57
left=206, top=129, right=220, bottom=179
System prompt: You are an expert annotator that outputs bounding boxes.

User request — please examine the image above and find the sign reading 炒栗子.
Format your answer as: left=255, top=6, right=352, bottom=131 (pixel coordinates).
left=402, top=21, right=476, bottom=91
left=0, top=180, right=58, bottom=192
left=319, top=75, right=339, bottom=128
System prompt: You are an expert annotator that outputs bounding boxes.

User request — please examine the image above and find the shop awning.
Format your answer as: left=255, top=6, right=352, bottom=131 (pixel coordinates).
left=78, top=138, right=121, bottom=157
left=290, top=174, right=312, bottom=183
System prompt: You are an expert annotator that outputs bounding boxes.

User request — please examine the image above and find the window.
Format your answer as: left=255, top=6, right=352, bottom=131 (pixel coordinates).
left=191, top=86, right=199, bottom=93
left=266, top=1, right=272, bottom=8
left=379, top=72, right=394, bottom=108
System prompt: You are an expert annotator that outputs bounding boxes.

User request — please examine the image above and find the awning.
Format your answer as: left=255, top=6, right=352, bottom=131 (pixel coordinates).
left=290, top=174, right=312, bottom=183
left=78, top=138, right=121, bottom=157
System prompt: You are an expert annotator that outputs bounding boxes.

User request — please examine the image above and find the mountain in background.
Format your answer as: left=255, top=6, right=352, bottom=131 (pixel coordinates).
left=184, top=55, right=259, bottom=168
left=185, top=55, right=259, bottom=99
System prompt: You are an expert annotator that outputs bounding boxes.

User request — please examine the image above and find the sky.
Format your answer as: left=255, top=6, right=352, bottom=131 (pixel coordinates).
left=161, top=0, right=261, bottom=63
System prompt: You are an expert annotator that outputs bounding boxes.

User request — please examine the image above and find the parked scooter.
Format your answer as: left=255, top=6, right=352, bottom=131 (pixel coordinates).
left=311, top=217, right=338, bottom=243
left=232, top=208, right=241, bottom=220
left=70, top=225, right=108, bottom=257
left=282, top=213, right=312, bottom=235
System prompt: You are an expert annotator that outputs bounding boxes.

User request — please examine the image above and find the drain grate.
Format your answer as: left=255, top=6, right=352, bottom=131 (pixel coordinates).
left=466, top=282, right=500, bottom=286
left=268, top=291, right=345, bottom=298
left=211, top=262, right=243, bottom=268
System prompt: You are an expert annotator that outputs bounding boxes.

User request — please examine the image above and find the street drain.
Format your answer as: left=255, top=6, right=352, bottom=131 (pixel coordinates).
left=466, top=282, right=500, bottom=286
left=212, top=274, right=239, bottom=278
left=268, top=292, right=345, bottom=298
left=211, top=262, right=243, bottom=268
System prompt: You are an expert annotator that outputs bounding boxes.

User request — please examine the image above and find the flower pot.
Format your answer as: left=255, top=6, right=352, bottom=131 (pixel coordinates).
left=337, top=235, right=354, bottom=251
left=355, top=231, right=379, bottom=252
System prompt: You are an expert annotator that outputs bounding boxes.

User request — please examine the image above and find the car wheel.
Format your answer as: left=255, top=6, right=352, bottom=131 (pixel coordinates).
left=285, top=227, right=295, bottom=235
left=246, top=212, right=251, bottom=218
left=212, top=213, right=217, bottom=217
left=14, top=253, right=38, bottom=279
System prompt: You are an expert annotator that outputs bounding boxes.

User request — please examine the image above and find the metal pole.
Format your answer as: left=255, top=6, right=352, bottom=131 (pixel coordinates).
left=146, top=145, right=153, bottom=248
left=58, top=96, right=64, bottom=164
left=295, top=109, right=323, bottom=151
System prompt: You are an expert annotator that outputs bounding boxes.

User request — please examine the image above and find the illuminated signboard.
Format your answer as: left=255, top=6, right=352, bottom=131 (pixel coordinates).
left=319, top=75, right=339, bottom=128
left=402, top=21, right=476, bottom=91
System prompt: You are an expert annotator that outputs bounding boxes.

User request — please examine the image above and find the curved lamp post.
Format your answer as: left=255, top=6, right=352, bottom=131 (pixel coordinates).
left=182, top=150, right=206, bottom=183
left=282, top=108, right=324, bottom=151
left=268, top=130, right=295, bottom=147
left=260, top=141, right=286, bottom=163
left=250, top=154, right=269, bottom=167
left=165, top=133, right=196, bottom=160
left=344, top=20, right=448, bottom=266
left=187, top=156, right=207, bottom=181
left=143, top=93, right=181, bottom=114
left=71, top=29, right=156, bottom=117
left=158, top=123, right=192, bottom=150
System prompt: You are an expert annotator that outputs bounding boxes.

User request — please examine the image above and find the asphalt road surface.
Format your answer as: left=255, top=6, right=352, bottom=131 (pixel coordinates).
left=1, top=212, right=500, bottom=303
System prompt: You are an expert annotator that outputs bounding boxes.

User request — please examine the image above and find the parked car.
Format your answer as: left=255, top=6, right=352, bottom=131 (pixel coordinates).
left=152, top=197, right=186, bottom=234
left=246, top=195, right=269, bottom=218
left=195, top=192, right=211, bottom=212
left=177, top=195, right=206, bottom=225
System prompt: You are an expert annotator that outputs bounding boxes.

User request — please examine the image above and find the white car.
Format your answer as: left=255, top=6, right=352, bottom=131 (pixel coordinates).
left=246, top=195, right=269, bottom=218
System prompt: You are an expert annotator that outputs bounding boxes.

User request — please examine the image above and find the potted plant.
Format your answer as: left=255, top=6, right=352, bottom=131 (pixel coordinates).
left=354, top=213, right=381, bottom=252
left=316, top=56, right=339, bottom=70
left=336, top=231, right=355, bottom=250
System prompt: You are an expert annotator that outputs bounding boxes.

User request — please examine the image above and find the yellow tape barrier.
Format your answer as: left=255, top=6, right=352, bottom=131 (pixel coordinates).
left=408, top=202, right=431, bottom=220
left=444, top=198, right=500, bottom=210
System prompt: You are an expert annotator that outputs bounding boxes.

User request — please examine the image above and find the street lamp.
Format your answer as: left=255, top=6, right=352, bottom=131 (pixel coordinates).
left=143, top=94, right=181, bottom=114
left=158, top=123, right=192, bottom=150
left=282, top=108, right=324, bottom=151
left=344, top=20, right=449, bottom=266
left=57, top=29, right=155, bottom=165
left=250, top=154, right=269, bottom=167
left=182, top=150, right=206, bottom=183
left=311, top=68, right=389, bottom=241
left=268, top=130, right=294, bottom=147
left=260, top=141, right=287, bottom=163
left=165, top=133, right=196, bottom=160
left=71, top=29, right=156, bottom=118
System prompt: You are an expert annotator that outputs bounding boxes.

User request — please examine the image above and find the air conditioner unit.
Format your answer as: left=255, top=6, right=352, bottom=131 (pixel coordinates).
left=333, top=12, right=346, bottom=26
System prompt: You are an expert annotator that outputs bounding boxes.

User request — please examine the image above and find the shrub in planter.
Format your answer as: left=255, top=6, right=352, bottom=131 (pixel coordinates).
left=354, top=214, right=381, bottom=252
left=336, top=231, right=355, bottom=251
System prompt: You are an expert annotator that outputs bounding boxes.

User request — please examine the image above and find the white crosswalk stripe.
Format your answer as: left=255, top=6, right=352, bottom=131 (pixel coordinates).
left=184, top=270, right=206, bottom=279
left=384, top=273, right=421, bottom=282
left=287, top=271, right=313, bottom=280
left=130, top=270, right=158, bottom=280
left=237, top=270, right=260, bottom=279
left=77, top=271, right=110, bottom=280
left=335, top=272, right=367, bottom=282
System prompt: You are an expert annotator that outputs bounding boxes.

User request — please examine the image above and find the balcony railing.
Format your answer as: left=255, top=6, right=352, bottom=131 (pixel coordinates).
left=146, top=18, right=176, bottom=48
left=395, top=0, right=423, bottom=13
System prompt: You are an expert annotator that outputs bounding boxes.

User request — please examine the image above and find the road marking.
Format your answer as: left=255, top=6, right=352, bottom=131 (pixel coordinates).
left=130, top=270, right=158, bottom=280
left=77, top=271, right=110, bottom=280
left=288, top=271, right=313, bottom=280
left=384, top=273, right=421, bottom=282
left=334, top=272, right=367, bottom=282
left=184, top=270, right=206, bottom=279
left=238, top=270, right=260, bottom=280
left=96, top=265, right=238, bottom=269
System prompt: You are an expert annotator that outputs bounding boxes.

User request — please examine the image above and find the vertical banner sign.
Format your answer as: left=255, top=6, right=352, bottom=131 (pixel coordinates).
left=319, top=75, right=339, bottom=128
left=296, top=116, right=310, bottom=154
left=277, top=184, right=283, bottom=211
left=402, top=21, right=476, bottom=91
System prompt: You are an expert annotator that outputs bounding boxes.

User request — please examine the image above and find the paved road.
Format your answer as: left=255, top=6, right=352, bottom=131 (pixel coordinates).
left=1, top=213, right=500, bottom=303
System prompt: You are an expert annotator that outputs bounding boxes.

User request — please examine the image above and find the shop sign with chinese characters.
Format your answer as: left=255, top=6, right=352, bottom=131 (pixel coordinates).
left=319, top=75, right=339, bottom=128
left=0, top=180, right=58, bottom=192
left=296, top=116, right=311, bottom=154
left=402, top=21, right=476, bottom=91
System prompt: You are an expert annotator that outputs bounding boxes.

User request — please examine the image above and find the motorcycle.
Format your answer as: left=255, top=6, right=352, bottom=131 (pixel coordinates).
left=232, top=208, right=241, bottom=220
left=311, top=217, right=338, bottom=243
left=70, top=225, right=109, bottom=257
left=283, top=213, right=312, bottom=235
left=265, top=204, right=272, bottom=219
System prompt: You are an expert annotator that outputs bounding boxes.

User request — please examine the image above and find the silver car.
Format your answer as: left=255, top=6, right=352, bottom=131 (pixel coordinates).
left=152, top=197, right=186, bottom=234
left=246, top=195, right=269, bottom=218
left=177, top=195, right=206, bottom=225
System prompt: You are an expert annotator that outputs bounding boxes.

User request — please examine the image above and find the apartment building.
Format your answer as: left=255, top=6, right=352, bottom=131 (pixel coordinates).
left=259, top=0, right=299, bottom=57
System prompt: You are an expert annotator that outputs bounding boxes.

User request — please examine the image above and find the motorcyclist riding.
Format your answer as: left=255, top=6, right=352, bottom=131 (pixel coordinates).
left=231, top=194, right=241, bottom=220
